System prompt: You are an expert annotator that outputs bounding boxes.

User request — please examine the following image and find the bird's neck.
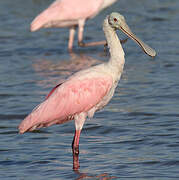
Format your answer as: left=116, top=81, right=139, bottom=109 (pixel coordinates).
left=103, top=18, right=125, bottom=68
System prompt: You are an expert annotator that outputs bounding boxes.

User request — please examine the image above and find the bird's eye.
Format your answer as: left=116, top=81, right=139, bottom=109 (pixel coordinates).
left=114, top=18, right=117, bottom=22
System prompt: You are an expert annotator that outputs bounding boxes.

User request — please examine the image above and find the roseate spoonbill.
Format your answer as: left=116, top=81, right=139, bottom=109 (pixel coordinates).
left=19, top=12, right=156, bottom=157
left=30, top=0, right=117, bottom=51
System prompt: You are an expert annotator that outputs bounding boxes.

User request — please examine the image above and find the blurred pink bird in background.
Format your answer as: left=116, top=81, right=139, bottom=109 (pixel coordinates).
left=30, top=0, right=117, bottom=51
left=19, top=12, right=156, bottom=169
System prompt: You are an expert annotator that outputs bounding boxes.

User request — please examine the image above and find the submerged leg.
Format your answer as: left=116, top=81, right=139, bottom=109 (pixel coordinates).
left=72, top=129, right=81, bottom=155
left=73, top=150, right=80, bottom=170
left=72, top=130, right=81, bottom=170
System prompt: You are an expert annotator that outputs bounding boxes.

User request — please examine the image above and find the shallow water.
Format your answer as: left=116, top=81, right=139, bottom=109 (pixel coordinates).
left=1, top=0, right=179, bottom=179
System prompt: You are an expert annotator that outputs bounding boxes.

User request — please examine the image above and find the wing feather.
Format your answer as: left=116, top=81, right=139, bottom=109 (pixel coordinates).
left=19, top=75, right=112, bottom=133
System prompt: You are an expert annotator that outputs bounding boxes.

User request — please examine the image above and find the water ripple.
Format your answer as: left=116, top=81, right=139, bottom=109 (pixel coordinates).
left=1, top=0, right=179, bottom=179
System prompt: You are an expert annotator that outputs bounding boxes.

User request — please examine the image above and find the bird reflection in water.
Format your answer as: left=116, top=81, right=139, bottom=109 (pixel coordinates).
left=32, top=52, right=102, bottom=88
left=73, top=154, right=118, bottom=179
left=74, top=168, right=117, bottom=180
left=73, top=157, right=117, bottom=179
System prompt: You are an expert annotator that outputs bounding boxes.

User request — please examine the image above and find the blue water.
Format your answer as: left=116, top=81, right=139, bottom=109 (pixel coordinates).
left=1, top=0, right=179, bottom=179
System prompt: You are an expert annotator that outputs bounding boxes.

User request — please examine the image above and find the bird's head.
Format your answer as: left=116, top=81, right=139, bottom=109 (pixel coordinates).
left=108, top=12, right=125, bottom=30
left=108, top=12, right=156, bottom=57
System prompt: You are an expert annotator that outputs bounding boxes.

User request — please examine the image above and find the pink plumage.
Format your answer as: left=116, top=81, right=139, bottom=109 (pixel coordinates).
left=30, top=0, right=117, bottom=50
left=31, top=0, right=103, bottom=31
left=19, top=73, right=112, bottom=134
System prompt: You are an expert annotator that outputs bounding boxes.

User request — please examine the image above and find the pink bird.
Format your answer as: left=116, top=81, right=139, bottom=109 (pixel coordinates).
left=19, top=12, right=156, bottom=158
left=30, top=0, right=117, bottom=51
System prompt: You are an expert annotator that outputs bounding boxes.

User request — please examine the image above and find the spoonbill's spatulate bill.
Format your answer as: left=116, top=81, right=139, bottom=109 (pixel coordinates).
left=19, top=12, right=156, bottom=157
left=30, top=0, right=117, bottom=51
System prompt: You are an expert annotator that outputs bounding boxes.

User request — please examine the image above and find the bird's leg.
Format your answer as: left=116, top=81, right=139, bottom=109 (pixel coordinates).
left=72, top=129, right=81, bottom=155
left=77, top=19, right=85, bottom=47
left=72, top=130, right=81, bottom=170
left=72, top=113, right=86, bottom=156
left=68, top=26, right=76, bottom=52
left=73, top=150, right=80, bottom=170
left=77, top=17, right=128, bottom=48
left=79, top=40, right=107, bottom=47
left=78, top=39, right=128, bottom=47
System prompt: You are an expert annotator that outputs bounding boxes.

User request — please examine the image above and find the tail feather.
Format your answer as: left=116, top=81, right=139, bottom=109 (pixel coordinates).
left=18, top=114, right=72, bottom=134
left=30, top=1, right=63, bottom=32
left=18, top=114, right=34, bottom=134
left=30, top=13, right=48, bottom=32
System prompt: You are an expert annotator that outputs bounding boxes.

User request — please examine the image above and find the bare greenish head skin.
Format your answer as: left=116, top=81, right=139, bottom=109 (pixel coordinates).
left=108, top=12, right=126, bottom=29
left=108, top=12, right=156, bottom=57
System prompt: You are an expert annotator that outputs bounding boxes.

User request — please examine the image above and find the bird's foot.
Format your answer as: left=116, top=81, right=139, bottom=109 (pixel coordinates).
left=78, top=41, right=85, bottom=47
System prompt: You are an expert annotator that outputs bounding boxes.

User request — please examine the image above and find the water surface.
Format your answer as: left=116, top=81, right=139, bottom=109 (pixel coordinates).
left=0, top=0, right=179, bottom=179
